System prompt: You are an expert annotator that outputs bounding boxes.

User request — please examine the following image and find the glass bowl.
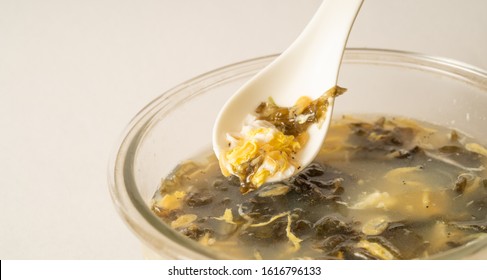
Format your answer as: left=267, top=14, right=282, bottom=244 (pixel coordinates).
left=109, top=49, right=487, bottom=259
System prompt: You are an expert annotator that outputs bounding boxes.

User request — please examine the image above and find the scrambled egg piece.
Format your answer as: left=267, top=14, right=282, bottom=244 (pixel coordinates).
left=219, top=117, right=301, bottom=190
left=156, top=191, right=186, bottom=210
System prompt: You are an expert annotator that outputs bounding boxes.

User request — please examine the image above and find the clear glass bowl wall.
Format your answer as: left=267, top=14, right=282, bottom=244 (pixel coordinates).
left=109, top=49, right=487, bottom=259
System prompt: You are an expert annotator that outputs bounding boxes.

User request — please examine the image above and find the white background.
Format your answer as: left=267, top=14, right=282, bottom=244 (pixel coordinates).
left=1, top=0, right=486, bottom=259
left=2, top=260, right=486, bottom=280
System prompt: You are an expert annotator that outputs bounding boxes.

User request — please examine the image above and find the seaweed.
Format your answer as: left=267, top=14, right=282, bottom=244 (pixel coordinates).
left=313, top=215, right=356, bottom=237
left=379, top=222, right=429, bottom=259
left=255, top=86, right=346, bottom=136
left=185, top=191, right=214, bottom=207
left=347, top=121, right=414, bottom=152
left=286, top=163, right=349, bottom=204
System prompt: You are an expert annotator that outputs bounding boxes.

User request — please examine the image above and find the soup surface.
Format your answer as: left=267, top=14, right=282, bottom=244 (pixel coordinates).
left=151, top=115, right=487, bottom=259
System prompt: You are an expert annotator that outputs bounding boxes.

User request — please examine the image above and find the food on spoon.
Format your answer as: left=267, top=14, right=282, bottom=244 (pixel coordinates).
left=219, top=86, right=346, bottom=193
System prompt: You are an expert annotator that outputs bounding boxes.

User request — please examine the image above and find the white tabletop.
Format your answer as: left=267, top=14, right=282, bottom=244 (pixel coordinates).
left=1, top=0, right=486, bottom=259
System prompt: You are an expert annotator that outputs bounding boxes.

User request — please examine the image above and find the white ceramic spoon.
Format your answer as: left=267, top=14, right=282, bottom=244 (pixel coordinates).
left=213, top=0, right=363, bottom=182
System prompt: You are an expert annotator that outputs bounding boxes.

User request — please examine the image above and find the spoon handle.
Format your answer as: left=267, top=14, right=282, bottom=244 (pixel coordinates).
left=264, top=0, right=364, bottom=104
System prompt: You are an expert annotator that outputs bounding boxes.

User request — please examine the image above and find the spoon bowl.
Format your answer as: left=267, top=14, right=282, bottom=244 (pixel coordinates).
left=213, top=0, right=363, bottom=183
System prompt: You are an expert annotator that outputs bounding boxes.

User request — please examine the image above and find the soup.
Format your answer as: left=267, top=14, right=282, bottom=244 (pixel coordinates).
left=150, top=115, right=487, bottom=259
